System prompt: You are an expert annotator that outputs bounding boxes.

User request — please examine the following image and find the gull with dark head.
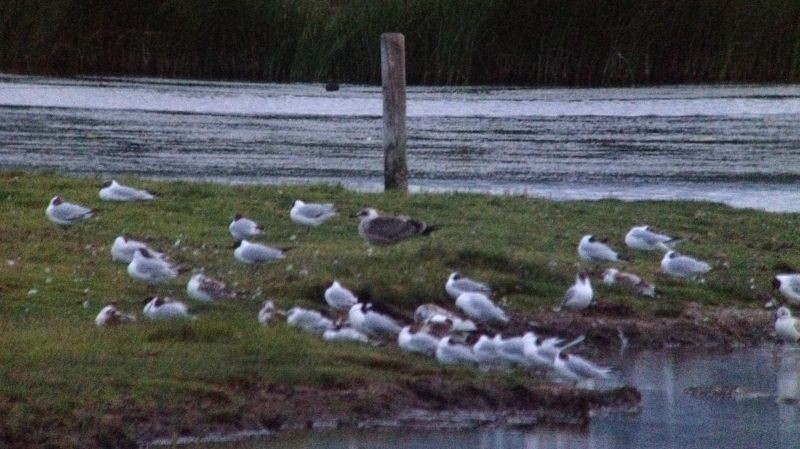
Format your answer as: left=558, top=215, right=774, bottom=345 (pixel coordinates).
left=187, top=273, right=236, bottom=302
left=99, top=180, right=155, bottom=201
left=290, top=200, right=337, bottom=228
left=46, top=196, right=96, bottom=227
left=348, top=302, right=403, bottom=340
left=555, top=272, right=593, bottom=311
left=355, top=208, right=438, bottom=246
left=127, top=248, right=181, bottom=284
left=773, top=274, right=800, bottom=305
left=660, top=251, right=711, bottom=279
left=143, top=297, right=191, bottom=320
left=578, top=235, right=623, bottom=264
left=551, top=336, right=611, bottom=382
left=233, top=240, right=286, bottom=264
left=111, top=235, right=165, bottom=264
left=455, top=292, right=508, bottom=325
left=229, top=214, right=264, bottom=240
left=323, top=322, right=370, bottom=343
left=625, top=225, right=679, bottom=252
left=522, top=332, right=565, bottom=369
left=775, top=306, right=800, bottom=343
left=446, top=272, right=492, bottom=300
left=95, top=305, right=136, bottom=327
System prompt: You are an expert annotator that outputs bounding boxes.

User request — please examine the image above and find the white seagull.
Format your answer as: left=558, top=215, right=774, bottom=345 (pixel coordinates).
left=233, top=240, right=286, bottom=264
left=229, top=214, right=264, bottom=240
left=186, top=273, right=236, bottom=302
left=127, top=248, right=180, bottom=284
left=413, top=303, right=477, bottom=333
left=473, top=335, right=507, bottom=369
left=522, top=332, right=565, bottom=369
left=257, top=300, right=277, bottom=325
left=323, top=323, right=371, bottom=343
left=578, top=235, right=623, bottom=264
left=497, top=335, right=529, bottom=367
left=435, top=336, right=478, bottom=366
left=398, top=325, right=441, bottom=356
left=445, top=272, right=492, bottom=300
left=660, top=251, right=711, bottom=279
left=143, top=297, right=191, bottom=320
left=553, top=345, right=612, bottom=383
left=625, top=225, right=679, bottom=252
left=455, top=292, right=509, bottom=325
left=286, top=307, right=333, bottom=336
left=556, top=272, right=593, bottom=311
left=46, top=196, right=95, bottom=227
left=775, top=306, right=800, bottom=343
left=355, top=208, right=438, bottom=246
left=99, top=180, right=155, bottom=201
left=95, top=305, right=136, bottom=327
left=348, top=302, right=403, bottom=340
left=324, top=280, right=358, bottom=311
left=290, top=200, right=337, bottom=228
left=773, top=274, right=800, bottom=305
left=111, top=235, right=165, bottom=264
left=603, top=268, right=658, bottom=298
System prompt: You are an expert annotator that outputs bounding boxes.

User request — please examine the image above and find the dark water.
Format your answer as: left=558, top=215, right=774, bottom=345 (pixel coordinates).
left=1, top=75, right=800, bottom=211
left=173, top=346, right=800, bottom=449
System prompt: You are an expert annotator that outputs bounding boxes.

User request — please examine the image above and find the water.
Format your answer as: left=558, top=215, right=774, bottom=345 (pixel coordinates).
left=178, top=346, right=800, bottom=449
left=1, top=75, right=800, bottom=211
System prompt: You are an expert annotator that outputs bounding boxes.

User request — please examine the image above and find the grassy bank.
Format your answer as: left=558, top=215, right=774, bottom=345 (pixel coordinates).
left=1, top=0, right=799, bottom=85
left=0, top=171, right=796, bottom=447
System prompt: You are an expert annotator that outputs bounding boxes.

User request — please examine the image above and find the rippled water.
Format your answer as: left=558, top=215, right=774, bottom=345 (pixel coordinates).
left=177, top=346, right=800, bottom=449
left=1, top=75, right=799, bottom=211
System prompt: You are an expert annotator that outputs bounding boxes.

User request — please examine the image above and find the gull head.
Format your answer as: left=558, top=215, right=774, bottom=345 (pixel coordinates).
left=776, top=306, right=792, bottom=320
left=558, top=352, right=570, bottom=361
left=101, top=180, right=114, bottom=188
left=355, top=208, right=379, bottom=221
left=449, top=272, right=461, bottom=281
left=233, top=213, right=244, bottom=221
left=581, top=235, right=595, bottom=245
left=50, top=196, right=63, bottom=206
left=772, top=277, right=782, bottom=291
left=578, top=271, right=590, bottom=282
left=232, top=240, right=243, bottom=249
left=136, top=248, right=152, bottom=258
left=666, top=250, right=678, bottom=259
left=291, top=199, right=305, bottom=208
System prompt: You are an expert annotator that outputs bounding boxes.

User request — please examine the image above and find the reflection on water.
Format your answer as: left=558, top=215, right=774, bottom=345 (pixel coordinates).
left=1, top=75, right=800, bottom=211
left=177, top=346, right=800, bottom=449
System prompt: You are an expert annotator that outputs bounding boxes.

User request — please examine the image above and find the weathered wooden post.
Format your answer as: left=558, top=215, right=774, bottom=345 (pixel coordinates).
left=381, top=33, right=408, bottom=192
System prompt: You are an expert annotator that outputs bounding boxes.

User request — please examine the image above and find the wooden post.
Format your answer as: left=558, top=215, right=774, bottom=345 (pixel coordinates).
left=381, top=33, right=408, bottom=192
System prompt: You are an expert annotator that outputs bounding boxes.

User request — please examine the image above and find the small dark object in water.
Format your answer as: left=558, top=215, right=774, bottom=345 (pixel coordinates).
left=325, top=81, right=339, bottom=92
left=684, top=384, right=770, bottom=400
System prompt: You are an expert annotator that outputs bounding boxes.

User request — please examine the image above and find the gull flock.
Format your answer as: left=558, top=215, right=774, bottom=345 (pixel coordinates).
left=47, top=179, right=798, bottom=388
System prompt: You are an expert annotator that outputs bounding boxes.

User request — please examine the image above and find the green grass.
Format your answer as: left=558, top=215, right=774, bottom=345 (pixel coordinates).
left=1, top=171, right=799, bottom=445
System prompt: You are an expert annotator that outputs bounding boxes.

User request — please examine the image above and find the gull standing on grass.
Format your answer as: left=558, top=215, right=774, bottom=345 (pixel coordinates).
left=445, top=272, right=492, bottom=300
left=46, top=196, right=96, bottom=227
left=257, top=300, right=277, bottom=325
left=229, top=214, right=264, bottom=240
left=603, top=268, right=658, bottom=298
left=99, top=180, right=155, bottom=201
left=143, top=297, right=191, bottom=320
left=324, top=280, right=359, bottom=312
left=775, top=306, right=800, bottom=343
left=398, top=325, right=441, bottom=356
left=624, top=225, right=679, bottom=252
left=578, top=235, right=624, bottom=264
left=290, top=200, right=337, bottom=228
left=555, top=272, right=593, bottom=311
left=455, top=292, right=509, bottom=325
left=111, top=235, right=165, bottom=264
left=233, top=240, right=286, bottom=264
left=95, top=305, right=136, bottom=327
left=186, top=273, right=236, bottom=302
left=660, top=251, right=711, bottom=279
left=355, top=208, right=438, bottom=246
left=773, top=274, right=800, bottom=305
left=127, top=248, right=181, bottom=284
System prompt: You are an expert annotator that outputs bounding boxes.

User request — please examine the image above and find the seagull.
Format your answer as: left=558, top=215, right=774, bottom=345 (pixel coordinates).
left=286, top=307, right=334, bottom=336
left=95, top=305, right=136, bottom=327
left=660, top=251, right=711, bottom=279
left=257, top=300, right=277, bottom=325
left=324, top=280, right=358, bottom=311
left=355, top=208, right=438, bottom=246
left=603, top=268, right=658, bottom=298
left=455, top=292, right=508, bottom=325
left=45, top=196, right=96, bottom=227
left=773, top=274, right=800, bottom=305
left=555, top=272, right=593, bottom=311
left=413, top=303, right=477, bottom=333
left=290, top=200, right=337, bottom=228
left=522, top=332, right=565, bottom=369
left=323, top=322, right=371, bottom=343
left=186, top=273, right=236, bottom=302
left=398, top=325, right=441, bottom=356
left=435, top=336, right=478, bottom=366
left=229, top=214, right=264, bottom=240
left=445, top=272, right=492, bottom=300
left=497, top=335, right=529, bottom=367
left=578, top=235, right=623, bottom=264
left=473, top=334, right=507, bottom=369
left=625, top=225, right=679, bottom=252
left=111, top=235, right=165, bottom=264
left=233, top=240, right=286, bottom=264
left=348, top=302, right=403, bottom=340
left=143, top=297, right=191, bottom=320
left=99, top=180, right=155, bottom=201
left=553, top=343, right=612, bottom=383
left=775, top=306, right=800, bottom=342
left=127, top=248, right=181, bottom=284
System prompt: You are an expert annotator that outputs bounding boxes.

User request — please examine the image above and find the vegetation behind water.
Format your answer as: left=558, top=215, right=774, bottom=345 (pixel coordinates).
left=1, top=0, right=799, bottom=85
